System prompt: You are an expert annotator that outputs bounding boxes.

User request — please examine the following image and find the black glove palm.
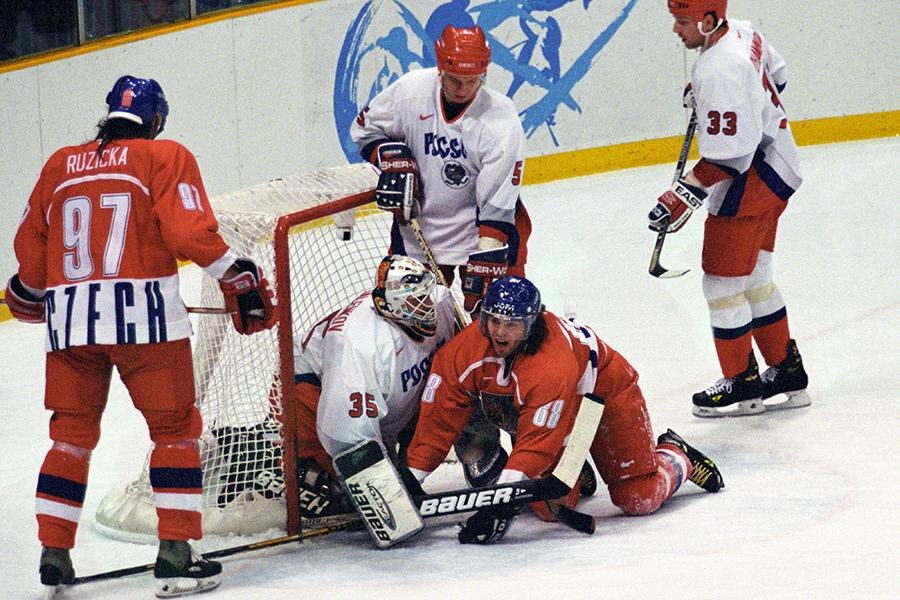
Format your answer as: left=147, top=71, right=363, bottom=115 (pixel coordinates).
left=458, top=503, right=521, bottom=545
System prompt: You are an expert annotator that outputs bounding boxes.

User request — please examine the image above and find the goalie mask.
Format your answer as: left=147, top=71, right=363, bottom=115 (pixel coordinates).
left=372, top=256, right=438, bottom=337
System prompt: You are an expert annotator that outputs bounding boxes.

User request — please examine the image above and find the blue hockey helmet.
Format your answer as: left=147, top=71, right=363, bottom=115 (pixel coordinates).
left=480, top=276, right=542, bottom=337
left=105, top=75, right=169, bottom=134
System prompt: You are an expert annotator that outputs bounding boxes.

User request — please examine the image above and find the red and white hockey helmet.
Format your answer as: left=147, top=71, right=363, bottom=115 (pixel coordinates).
left=372, top=255, right=438, bottom=337
left=434, top=25, right=491, bottom=76
left=668, top=0, right=727, bottom=21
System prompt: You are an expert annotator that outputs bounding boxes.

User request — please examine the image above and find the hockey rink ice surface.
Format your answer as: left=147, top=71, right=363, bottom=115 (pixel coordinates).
left=1, top=137, right=897, bottom=599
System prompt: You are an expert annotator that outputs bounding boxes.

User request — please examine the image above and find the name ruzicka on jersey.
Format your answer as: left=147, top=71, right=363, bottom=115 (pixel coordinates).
left=423, top=133, right=467, bottom=159
left=66, top=147, right=129, bottom=174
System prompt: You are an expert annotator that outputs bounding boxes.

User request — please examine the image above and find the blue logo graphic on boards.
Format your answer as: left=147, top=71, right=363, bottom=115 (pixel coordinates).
left=333, top=0, right=640, bottom=163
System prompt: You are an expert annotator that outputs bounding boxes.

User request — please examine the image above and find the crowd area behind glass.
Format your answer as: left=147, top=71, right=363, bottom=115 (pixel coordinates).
left=0, top=0, right=279, bottom=63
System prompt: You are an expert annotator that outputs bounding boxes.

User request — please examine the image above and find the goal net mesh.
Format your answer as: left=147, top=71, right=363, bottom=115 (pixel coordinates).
left=94, top=164, right=391, bottom=540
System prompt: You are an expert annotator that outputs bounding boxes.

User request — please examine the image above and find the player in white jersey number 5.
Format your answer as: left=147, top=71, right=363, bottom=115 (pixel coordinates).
left=350, top=24, right=532, bottom=314
left=648, top=1, right=810, bottom=418
left=289, top=256, right=457, bottom=547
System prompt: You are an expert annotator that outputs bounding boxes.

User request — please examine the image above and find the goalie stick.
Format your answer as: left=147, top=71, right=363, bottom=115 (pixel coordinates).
left=408, top=217, right=471, bottom=329
left=649, top=109, right=698, bottom=279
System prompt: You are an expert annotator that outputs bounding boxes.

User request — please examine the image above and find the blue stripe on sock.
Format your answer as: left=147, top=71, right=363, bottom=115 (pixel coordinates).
left=712, top=322, right=752, bottom=340
left=37, top=473, right=86, bottom=504
left=150, top=467, right=202, bottom=490
left=751, top=306, right=787, bottom=329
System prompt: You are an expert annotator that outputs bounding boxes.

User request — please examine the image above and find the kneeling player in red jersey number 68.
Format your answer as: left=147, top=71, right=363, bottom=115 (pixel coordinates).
left=402, top=276, right=724, bottom=544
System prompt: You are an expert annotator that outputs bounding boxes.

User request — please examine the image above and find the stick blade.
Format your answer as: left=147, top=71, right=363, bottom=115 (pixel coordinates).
left=650, top=265, right=690, bottom=279
left=557, top=505, right=596, bottom=534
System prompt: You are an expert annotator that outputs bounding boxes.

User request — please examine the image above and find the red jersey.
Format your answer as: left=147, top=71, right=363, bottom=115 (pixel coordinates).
left=13, top=138, right=235, bottom=350
left=407, top=311, right=630, bottom=479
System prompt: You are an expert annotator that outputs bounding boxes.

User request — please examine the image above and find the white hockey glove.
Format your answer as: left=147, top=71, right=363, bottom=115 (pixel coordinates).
left=648, top=178, right=707, bottom=234
left=375, top=142, right=421, bottom=224
left=682, top=82, right=695, bottom=109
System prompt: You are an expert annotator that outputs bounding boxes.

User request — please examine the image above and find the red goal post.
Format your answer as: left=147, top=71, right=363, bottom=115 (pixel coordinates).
left=94, top=164, right=391, bottom=541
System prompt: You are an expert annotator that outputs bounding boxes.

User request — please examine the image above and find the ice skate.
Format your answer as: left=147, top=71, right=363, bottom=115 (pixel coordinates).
left=154, top=540, right=221, bottom=598
left=692, top=352, right=764, bottom=418
left=761, top=339, right=811, bottom=411
left=40, top=547, right=74, bottom=599
left=657, top=429, right=724, bottom=492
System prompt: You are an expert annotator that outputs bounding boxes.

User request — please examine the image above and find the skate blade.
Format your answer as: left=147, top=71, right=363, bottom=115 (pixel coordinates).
left=155, top=576, right=221, bottom=598
left=692, top=398, right=765, bottom=418
left=763, top=389, right=811, bottom=411
left=44, top=584, right=65, bottom=599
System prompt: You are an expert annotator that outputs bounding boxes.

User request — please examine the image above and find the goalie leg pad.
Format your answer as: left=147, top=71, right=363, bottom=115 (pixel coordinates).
left=334, top=440, right=424, bottom=548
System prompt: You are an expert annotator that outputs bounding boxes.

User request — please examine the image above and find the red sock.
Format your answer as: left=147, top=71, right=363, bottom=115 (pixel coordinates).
left=36, top=447, right=90, bottom=549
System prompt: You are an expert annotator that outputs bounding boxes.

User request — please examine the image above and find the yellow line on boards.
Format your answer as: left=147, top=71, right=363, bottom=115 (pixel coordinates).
left=524, top=110, right=900, bottom=185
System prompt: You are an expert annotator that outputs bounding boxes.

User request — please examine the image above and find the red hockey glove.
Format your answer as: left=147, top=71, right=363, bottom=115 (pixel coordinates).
left=218, top=259, right=276, bottom=335
left=462, top=245, right=509, bottom=314
left=648, top=178, right=707, bottom=233
left=375, top=142, right=421, bottom=224
left=4, top=274, right=45, bottom=323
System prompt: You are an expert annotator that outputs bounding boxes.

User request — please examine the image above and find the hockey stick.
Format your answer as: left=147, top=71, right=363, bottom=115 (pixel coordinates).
left=648, top=109, right=698, bottom=279
left=70, top=396, right=603, bottom=585
left=416, top=392, right=603, bottom=533
left=69, top=522, right=355, bottom=585
left=408, top=217, right=471, bottom=329
left=307, top=394, right=603, bottom=533
left=0, top=298, right=231, bottom=315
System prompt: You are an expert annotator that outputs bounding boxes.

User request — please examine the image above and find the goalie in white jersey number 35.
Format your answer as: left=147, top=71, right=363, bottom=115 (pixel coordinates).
left=290, top=255, right=456, bottom=547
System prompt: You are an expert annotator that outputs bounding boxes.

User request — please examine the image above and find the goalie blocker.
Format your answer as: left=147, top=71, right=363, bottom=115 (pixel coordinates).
left=334, top=440, right=424, bottom=549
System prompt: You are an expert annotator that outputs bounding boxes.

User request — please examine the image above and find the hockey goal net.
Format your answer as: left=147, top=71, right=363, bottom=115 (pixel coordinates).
left=95, top=163, right=390, bottom=541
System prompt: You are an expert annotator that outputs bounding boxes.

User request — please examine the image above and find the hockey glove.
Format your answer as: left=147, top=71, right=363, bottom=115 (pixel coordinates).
left=297, top=459, right=354, bottom=517
left=218, top=258, right=276, bottom=335
left=682, top=82, right=695, bottom=109
left=648, top=178, right=707, bottom=233
left=375, top=142, right=421, bottom=224
left=458, top=503, right=521, bottom=545
left=462, top=245, right=509, bottom=313
left=4, top=274, right=45, bottom=323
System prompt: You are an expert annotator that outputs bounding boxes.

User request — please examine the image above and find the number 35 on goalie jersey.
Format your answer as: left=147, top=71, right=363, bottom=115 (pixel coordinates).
left=13, top=138, right=236, bottom=350
left=293, top=288, right=457, bottom=459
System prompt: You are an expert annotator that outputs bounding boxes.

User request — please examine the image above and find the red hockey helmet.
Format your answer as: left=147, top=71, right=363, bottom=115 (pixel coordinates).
left=434, top=25, right=491, bottom=76
left=668, top=0, right=727, bottom=21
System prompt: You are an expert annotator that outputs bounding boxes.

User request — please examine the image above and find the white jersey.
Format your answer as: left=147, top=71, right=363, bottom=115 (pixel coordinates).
left=293, top=286, right=457, bottom=458
left=350, top=68, right=525, bottom=265
left=692, top=20, right=802, bottom=216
